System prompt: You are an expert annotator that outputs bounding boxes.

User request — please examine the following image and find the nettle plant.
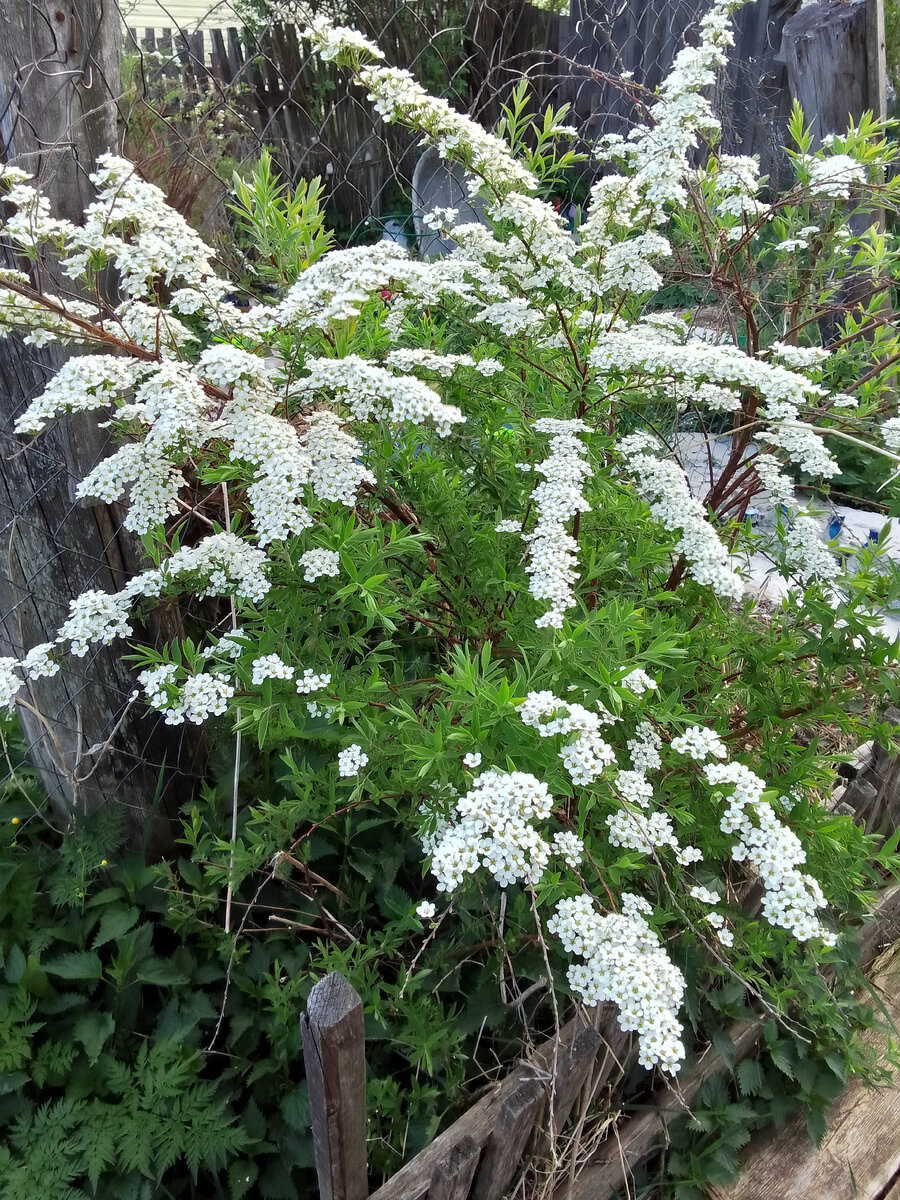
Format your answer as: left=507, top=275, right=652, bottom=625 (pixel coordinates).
left=2, top=0, right=900, bottom=1081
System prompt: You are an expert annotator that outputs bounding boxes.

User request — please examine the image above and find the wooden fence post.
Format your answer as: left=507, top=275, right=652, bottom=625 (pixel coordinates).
left=301, top=973, right=368, bottom=1200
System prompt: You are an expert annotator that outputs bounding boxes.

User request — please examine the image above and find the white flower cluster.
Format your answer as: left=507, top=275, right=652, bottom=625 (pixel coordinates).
left=548, top=892, right=686, bottom=1072
left=803, top=153, right=867, bottom=199
left=618, top=434, right=744, bottom=600
left=591, top=323, right=824, bottom=411
left=429, top=769, right=555, bottom=891
left=596, top=0, right=742, bottom=212
left=551, top=830, right=584, bottom=868
left=299, top=548, right=341, bottom=582
left=766, top=420, right=841, bottom=478
left=518, top=690, right=616, bottom=786
left=620, top=668, right=658, bottom=696
left=711, top=154, right=763, bottom=228
left=251, top=655, right=294, bottom=685
left=0, top=658, right=21, bottom=712
left=305, top=410, right=374, bottom=505
left=384, top=348, right=502, bottom=378
left=57, top=590, right=134, bottom=657
left=298, top=355, right=464, bottom=435
left=302, top=16, right=384, bottom=61
left=704, top=760, right=834, bottom=944
left=769, top=341, right=830, bottom=371
left=627, top=723, right=663, bottom=772
left=139, top=533, right=271, bottom=604
left=295, top=669, right=331, bottom=694
left=607, top=806, right=678, bottom=854
left=139, top=665, right=235, bottom=725
left=338, top=743, right=368, bottom=777
left=463, top=751, right=482, bottom=769
left=475, top=298, right=544, bottom=337
left=14, top=356, right=148, bottom=435
left=782, top=515, right=841, bottom=583
left=670, top=725, right=727, bottom=762
left=64, top=155, right=227, bottom=300
left=21, top=643, right=59, bottom=680
left=522, top=418, right=593, bottom=628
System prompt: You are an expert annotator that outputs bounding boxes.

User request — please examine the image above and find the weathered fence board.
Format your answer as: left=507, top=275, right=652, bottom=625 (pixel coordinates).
left=471, top=1075, right=545, bottom=1200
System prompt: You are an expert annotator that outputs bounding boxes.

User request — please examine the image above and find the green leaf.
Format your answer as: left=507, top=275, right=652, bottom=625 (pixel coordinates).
left=73, top=1010, right=115, bottom=1064
left=43, top=950, right=103, bottom=981
left=92, top=905, right=139, bottom=950
left=135, top=957, right=189, bottom=987
left=3, top=944, right=25, bottom=983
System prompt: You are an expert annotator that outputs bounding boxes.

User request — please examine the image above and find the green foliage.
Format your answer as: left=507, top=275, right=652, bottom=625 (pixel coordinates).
left=230, top=150, right=335, bottom=289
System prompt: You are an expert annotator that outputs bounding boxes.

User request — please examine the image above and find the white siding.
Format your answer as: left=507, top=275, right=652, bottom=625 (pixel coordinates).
left=122, top=0, right=240, bottom=32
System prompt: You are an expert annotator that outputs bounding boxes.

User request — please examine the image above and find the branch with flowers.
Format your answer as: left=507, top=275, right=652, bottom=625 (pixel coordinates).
left=1, top=0, right=900, bottom=1121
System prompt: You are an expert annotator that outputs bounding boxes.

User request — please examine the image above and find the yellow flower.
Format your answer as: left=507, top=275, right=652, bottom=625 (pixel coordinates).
left=10, top=816, right=19, bottom=826
left=100, top=859, right=108, bottom=867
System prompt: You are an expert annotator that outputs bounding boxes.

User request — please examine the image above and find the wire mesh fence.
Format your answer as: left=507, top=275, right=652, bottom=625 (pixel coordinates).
left=0, top=0, right=869, bottom=836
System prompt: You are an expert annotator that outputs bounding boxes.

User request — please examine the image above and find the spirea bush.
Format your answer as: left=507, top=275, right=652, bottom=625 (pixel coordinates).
left=2, top=0, right=900, bottom=1111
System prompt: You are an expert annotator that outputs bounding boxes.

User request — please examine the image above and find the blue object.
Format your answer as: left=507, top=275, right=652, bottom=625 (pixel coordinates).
left=827, top=515, right=844, bottom=542
left=868, top=527, right=881, bottom=545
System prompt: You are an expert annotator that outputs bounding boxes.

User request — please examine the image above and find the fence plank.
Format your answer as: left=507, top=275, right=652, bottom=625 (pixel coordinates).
left=471, top=1074, right=545, bottom=1200
left=300, top=973, right=368, bottom=1200
left=429, top=1135, right=481, bottom=1200
left=366, top=1011, right=615, bottom=1200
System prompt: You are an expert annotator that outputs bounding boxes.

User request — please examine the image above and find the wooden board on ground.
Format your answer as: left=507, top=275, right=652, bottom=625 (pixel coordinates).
left=708, top=941, right=900, bottom=1200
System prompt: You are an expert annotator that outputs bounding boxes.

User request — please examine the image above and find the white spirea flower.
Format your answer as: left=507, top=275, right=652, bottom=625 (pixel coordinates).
left=0, top=658, right=21, bottom=711
left=251, top=655, right=295, bottom=685
left=139, top=664, right=234, bottom=725
left=310, top=34, right=539, bottom=195
left=302, top=17, right=384, bottom=62
left=522, top=419, right=593, bottom=628
left=518, top=691, right=615, bottom=785
left=627, top=722, right=663, bottom=772
left=803, top=153, right=867, bottom=198
left=429, top=769, right=554, bottom=892
left=618, top=436, right=743, bottom=600
left=296, top=669, right=331, bottom=694
left=416, top=900, right=436, bottom=920
left=607, top=806, right=678, bottom=854
left=494, top=520, right=523, bottom=533
left=769, top=341, right=830, bottom=370
left=548, top=893, right=687, bottom=1072
left=305, top=409, right=374, bottom=505
left=64, top=155, right=228, bottom=300
left=551, top=830, right=584, bottom=868
left=14, top=356, right=148, bottom=434
left=704, top=760, right=834, bottom=945
left=180, top=673, right=234, bottom=724
left=21, top=643, right=59, bottom=680
left=670, top=725, right=727, bottom=762
left=297, top=355, right=464, bottom=435
left=689, top=884, right=719, bottom=905
left=134, top=533, right=271, bottom=604
left=782, top=515, right=840, bottom=583
left=299, top=548, right=341, bottom=582
left=56, top=589, right=134, bottom=657
left=620, top=668, right=658, bottom=696
left=338, top=743, right=368, bottom=777
left=463, top=751, right=482, bottom=769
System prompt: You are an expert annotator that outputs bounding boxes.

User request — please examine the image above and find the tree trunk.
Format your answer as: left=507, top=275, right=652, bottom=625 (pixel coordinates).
left=0, top=0, right=200, bottom=852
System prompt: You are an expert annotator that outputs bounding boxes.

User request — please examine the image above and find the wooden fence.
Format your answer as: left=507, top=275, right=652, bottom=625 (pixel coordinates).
left=124, top=0, right=886, bottom=234
left=299, top=883, right=900, bottom=1200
